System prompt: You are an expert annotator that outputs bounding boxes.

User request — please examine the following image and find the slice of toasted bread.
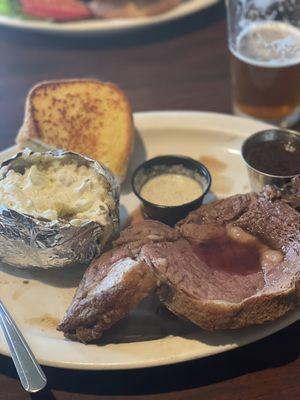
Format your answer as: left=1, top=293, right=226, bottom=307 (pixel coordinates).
left=17, top=79, right=134, bottom=182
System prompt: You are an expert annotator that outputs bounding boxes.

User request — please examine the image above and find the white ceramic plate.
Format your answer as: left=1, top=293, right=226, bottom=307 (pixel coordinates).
left=0, top=0, right=218, bottom=35
left=0, top=111, right=298, bottom=371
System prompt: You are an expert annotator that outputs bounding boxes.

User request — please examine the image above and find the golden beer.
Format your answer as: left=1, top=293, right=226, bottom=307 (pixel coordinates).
left=229, top=21, right=300, bottom=125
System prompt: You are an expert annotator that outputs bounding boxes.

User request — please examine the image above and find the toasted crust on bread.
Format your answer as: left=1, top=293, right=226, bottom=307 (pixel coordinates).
left=17, top=79, right=134, bottom=182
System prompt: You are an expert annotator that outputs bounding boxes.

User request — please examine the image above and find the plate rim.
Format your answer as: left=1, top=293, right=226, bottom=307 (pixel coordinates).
left=1, top=110, right=296, bottom=371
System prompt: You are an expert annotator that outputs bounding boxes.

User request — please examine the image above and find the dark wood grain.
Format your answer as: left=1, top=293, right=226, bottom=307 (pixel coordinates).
left=0, top=2, right=299, bottom=400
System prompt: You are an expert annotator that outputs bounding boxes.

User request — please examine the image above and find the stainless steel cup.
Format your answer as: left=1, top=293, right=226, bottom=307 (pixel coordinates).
left=241, top=129, right=300, bottom=193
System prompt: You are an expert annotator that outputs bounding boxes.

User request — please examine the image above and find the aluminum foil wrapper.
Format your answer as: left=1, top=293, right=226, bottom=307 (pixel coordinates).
left=0, top=149, right=120, bottom=269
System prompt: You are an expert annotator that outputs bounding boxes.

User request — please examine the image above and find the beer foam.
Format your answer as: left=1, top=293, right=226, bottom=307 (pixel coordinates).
left=231, top=21, right=300, bottom=68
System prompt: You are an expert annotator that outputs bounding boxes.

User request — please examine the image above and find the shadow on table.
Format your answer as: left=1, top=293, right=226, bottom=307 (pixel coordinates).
left=0, top=320, right=299, bottom=398
left=0, top=1, right=225, bottom=50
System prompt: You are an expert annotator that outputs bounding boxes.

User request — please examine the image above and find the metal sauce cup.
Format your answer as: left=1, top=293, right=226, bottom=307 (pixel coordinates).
left=241, top=129, right=300, bottom=193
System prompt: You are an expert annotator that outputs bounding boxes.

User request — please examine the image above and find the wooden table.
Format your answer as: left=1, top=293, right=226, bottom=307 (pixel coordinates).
left=0, top=3, right=299, bottom=399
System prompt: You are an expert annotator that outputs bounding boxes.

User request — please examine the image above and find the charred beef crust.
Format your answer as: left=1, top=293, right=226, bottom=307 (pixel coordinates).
left=58, top=256, right=155, bottom=343
left=236, top=198, right=300, bottom=252
left=58, top=221, right=179, bottom=342
left=154, top=286, right=300, bottom=330
left=177, top=193, right=255, bottom=226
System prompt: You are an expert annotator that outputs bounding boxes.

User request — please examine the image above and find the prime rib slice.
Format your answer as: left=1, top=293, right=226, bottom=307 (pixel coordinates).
left=58, top=221, right=179, bottom=342
left=141, top=194, right=300, bottom=330
left=58, top=190, right=300, bottom=342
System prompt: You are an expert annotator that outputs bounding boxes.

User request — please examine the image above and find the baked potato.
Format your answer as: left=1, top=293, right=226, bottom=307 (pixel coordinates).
left=0, top=149, right=120, bottom=269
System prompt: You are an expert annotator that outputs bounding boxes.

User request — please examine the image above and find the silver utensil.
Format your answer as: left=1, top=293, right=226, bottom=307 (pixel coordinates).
left=0, top=300, right=47, bottom=393
left=241, top=128, right=300, bottom=193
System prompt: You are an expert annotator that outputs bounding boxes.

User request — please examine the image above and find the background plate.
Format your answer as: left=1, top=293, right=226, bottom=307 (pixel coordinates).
left=0, top=111, right=298, bottom=371
left=0, top=0, right=218, bottom=35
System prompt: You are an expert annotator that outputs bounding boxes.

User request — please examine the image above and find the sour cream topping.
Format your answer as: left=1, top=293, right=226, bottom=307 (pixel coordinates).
left=0, top=161, right=112, bottom=226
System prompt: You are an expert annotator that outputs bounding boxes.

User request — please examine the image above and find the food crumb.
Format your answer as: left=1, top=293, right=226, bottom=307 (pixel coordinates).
left=28, top=314, right=59, bottom=330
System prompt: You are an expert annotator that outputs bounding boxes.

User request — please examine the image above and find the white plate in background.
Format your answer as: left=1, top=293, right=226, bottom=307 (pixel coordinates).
left=0, top=0, right=218, bottom=35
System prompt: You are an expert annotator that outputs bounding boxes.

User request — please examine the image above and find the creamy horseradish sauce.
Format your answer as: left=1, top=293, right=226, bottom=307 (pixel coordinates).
left=0, top=161, right=112, bottom=226
left=140, top=173, right=203, bottom=206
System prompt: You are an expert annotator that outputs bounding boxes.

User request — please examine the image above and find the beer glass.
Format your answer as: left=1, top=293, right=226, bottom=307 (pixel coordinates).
left=226, top=0, right=300, bottom=127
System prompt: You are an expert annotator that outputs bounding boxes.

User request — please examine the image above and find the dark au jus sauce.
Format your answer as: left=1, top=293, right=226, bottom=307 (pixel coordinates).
left=193, top=238, right=261, bottom=275
left=191, top=224, right=283, bottom=275
left=245, top=140, right=300, bottom=176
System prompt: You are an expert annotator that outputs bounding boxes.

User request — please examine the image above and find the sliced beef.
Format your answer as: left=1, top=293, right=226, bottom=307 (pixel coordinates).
left=113, top=219, right=180, bottom=254
left=140, top=236, right=265, bottom=305
left=177, top=193, right=255, bottom=226
left=236, top=198, right=299, bottom=252
left=148, top=194, right=300, bottom=330
left=59, top=189, right=300, bottom=341
left=58, top=220, right=179, bottom=342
